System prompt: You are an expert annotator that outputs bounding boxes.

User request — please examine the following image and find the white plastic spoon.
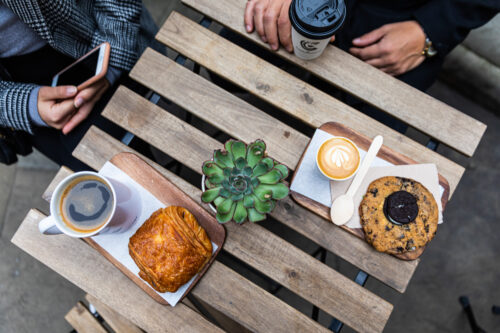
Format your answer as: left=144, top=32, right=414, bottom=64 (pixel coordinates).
left=330, top=135, right=384, bottom=226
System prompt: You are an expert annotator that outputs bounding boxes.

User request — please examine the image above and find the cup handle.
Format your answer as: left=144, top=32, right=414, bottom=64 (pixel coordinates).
left=39, top=215, right=62, bottom=235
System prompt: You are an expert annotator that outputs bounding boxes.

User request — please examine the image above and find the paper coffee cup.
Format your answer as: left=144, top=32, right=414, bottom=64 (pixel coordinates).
left=289, top=0, right=346, bottom=60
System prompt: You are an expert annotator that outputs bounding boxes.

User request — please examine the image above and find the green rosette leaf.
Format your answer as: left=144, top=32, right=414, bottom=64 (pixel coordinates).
left=234, top=157, right=247, bottom=170
left=216, top=202, right=236, bottom=224
left=208, top=173, right=225, bottom=184
left=261, top=157, right=274, bottom=170
left=257, top=169, right=282, bottom=185
left=214, top=149, right=234, bottom=168
left=255, top=183, right=289, bottom=200
left=231, top=141, right=247, bottom=161
left=253, top=197, right=274, bottom=214
left=214, top=196, right=225, bottom=206
left=231, top=193, right=244, bottom=201
left=248, top=208, right=267, bottom=222
left=201, top=186, right=221, bottom=203
left=217, top=198, right=234, bottom=214
left=202, top=161, right=223, bottom=177
left=273, top=164, right=289, bottom=179
left=243, top=194, right=255, bottom=208
left=242, top=166, right=253, bottom=177
left=253, top=186, right=273, bottom=202
left=252, top=162, right=270, bottom=177
left=219, top=188, right=231, bottom=198
left=205, top=177, right=216, bottom=189
left=247, top=140, right=266, bottom=168
left=224, top=140, right=235, bottom=156
left=233, top=201, right=248, bottom=224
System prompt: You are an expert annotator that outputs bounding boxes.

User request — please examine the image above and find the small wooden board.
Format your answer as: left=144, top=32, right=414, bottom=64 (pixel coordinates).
left=84, top=152, right=225, bottom=305
left=291, top=123, right=450, bottom=260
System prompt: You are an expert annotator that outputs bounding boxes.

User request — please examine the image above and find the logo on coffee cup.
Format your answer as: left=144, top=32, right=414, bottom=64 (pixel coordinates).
left=300, top=40, right=320, bottom=51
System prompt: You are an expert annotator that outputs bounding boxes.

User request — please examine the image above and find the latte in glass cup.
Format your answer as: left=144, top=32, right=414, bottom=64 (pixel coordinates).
left=316, top=137, right=361, bottom=180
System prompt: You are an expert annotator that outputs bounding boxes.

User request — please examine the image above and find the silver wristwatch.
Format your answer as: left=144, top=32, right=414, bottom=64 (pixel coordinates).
left=422, top=37, right=438, bottom=58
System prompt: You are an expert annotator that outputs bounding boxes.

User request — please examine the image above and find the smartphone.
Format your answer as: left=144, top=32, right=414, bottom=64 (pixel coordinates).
left=52, top=42, right=110, bottom=90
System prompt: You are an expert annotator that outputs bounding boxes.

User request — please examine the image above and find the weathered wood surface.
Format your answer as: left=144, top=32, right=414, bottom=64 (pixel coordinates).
left=45, top=150, right=332, bottom=332
left=182, top=0, right=486, bottom=157
left=190, top=295, right=252, bottom=333
left=70, top=126, right=392, bottom=332
left=156, top=12, right=465, bottom=196
left=131, top=48, right=309, bottom=169
left=65, top=301, right=107, bottom=333
left=12, top=210, right=220, bottom=333
left=85, top=294, right=143, bottom=333
left=100, top=87, right=418, bottom=293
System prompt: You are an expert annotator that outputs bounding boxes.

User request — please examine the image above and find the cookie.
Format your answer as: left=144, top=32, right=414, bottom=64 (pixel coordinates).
left=359, top=176, right=438, bottom=254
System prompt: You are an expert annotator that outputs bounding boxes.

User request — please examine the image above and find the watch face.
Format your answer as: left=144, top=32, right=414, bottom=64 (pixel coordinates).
left=427, top=46, right=438, bottom=57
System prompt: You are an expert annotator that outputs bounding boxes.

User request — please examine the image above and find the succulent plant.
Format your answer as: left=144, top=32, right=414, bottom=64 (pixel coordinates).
left=201, top=139, right=289, bottom=224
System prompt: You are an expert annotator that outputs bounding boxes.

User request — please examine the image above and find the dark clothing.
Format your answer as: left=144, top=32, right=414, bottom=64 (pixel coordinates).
left=219, top=0, right=498, bottom=133
left=342, top=0, right=499, bottom=57
left=336, top=0, right=500, bottom=91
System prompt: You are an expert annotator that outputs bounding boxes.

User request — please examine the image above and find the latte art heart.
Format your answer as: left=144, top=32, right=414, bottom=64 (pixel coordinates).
left=317, top=137, right=360, bottom=180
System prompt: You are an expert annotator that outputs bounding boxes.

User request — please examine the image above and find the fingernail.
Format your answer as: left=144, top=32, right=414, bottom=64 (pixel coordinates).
left=353, top=38, right=361, bottom=43
left=287, top=47, right=293, bottom=53
left=74, top=97, right=83, bottom=108
left=271, top=44, right=278, bottom=51
left=262, top=36, right=267, bottom=43
left=67, top=86, right=77, bottom=95
left=246, top=25, right=251, bottom=32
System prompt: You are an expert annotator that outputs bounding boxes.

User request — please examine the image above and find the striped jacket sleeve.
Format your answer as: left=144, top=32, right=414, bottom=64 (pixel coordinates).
left=0, top=80, right=38, bottom=133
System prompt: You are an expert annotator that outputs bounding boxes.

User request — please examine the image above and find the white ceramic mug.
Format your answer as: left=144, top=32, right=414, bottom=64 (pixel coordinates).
left=39, top=171, right=119, bottom=238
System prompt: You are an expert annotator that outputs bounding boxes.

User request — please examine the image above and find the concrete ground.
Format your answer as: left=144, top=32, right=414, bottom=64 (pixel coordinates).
left=1, top=1, right=499, bottom=332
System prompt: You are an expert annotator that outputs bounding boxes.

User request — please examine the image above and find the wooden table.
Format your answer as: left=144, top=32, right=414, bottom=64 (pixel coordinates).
left=11, top=1, right=486, bottom=332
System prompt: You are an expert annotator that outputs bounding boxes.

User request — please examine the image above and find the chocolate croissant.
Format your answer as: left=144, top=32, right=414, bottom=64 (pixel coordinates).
left=129, top=206, right=212, bottom=293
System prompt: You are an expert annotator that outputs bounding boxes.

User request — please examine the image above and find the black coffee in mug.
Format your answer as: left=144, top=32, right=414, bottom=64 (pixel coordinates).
left=289, top=0, right=346, bottom=60
left=59, top=175, right=114, bottom=233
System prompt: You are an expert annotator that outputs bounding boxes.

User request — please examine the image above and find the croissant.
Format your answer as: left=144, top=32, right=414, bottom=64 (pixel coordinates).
left=129, top=206, right=212, bottom=293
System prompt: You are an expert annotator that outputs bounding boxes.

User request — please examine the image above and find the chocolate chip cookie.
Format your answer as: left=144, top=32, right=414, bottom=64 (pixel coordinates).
left=359, top=176, right=438, bottom=254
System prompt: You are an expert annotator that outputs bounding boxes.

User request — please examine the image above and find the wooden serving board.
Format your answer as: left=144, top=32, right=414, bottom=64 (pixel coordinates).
left=84, top=152, right=226, bottom=305
left=291, top=123, right=450, bottom=260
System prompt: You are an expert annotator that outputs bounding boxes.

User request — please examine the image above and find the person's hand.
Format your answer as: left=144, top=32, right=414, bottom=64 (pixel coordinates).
left=37, top=79, right=109, bottom=134
left=37, top=85, right=79, bottom=131
left=349, top=21, right=426, bottom=76
left=63, top=78, right=109, bottom=134
left=245, top=0, right=294, bottom=52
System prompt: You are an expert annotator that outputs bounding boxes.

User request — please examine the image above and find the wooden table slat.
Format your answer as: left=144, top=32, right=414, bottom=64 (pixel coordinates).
left=67, top=130, right=338, bottom=333
left=70, top=125, right=392, bottom=332
left=130, top=48, right=309, bottom=169
left=182, top=0, right=486, bottom=157
left=129, top=53, right=419, bottom=292
left=12, top=210, right=221, bottom=333
left=85, top=294, right=143, bottom=333
left=155, top=12, right=465, bottom=196
left=65, top=302, right=108, bottom=333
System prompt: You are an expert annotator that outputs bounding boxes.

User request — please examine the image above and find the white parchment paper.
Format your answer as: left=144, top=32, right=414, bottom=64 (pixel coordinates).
left=94, top=162, right=217, bottom=306
left=290, top=129, right=444, bottom=229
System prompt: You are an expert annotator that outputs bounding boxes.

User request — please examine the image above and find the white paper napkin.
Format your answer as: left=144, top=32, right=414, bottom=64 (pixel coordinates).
left=290, top=129, right=444, bottom=229
left=95, top=162, right=217, bottom=306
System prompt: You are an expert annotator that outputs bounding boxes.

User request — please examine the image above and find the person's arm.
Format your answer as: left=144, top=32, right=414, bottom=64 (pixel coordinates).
left=0, top=79, right=92, bottom=134
left=90, top=0, right=143, bottom=71
left=413, top=0, right=500, bottom=57
left=0, top=80, right=40, bottom=133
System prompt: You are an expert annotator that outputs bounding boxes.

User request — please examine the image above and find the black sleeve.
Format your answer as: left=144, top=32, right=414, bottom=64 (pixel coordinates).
left=413, top=0, right=499, bottom=57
